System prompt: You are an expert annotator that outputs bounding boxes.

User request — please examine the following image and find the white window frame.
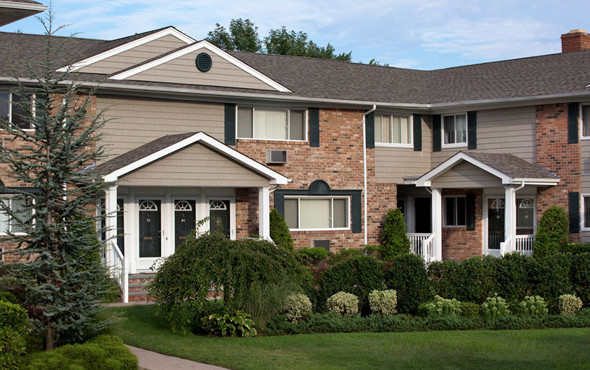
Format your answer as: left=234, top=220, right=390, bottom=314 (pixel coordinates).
left=0, top=196, right=31, bottom=235
left=443, top=195, right=466, bottom=228
left=441, top=113, right=468, bottom=148
left=0, top=91, right=35, bottom=131
left=582, top=194, right=590, bottom=231
left=580, top=103, right=590, bottom=140
left=284, top=195, right=350, bottom=231
left=516, top=197, right=535, bottom=230
left=235, top=106, right=308, bottom=142
left=375, top=114, right=413, bottom=148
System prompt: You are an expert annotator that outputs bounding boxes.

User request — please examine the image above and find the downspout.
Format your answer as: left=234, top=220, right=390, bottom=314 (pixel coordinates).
left=363, top=105, right=377, bottom=245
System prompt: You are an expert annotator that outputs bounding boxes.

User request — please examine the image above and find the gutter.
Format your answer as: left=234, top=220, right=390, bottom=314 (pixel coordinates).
left=363, top=104, right=377, bottom=245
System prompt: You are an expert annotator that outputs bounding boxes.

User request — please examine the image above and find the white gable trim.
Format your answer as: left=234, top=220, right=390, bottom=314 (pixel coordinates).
left=109, top=41, right=291, bottom=93
left=0, top=1, right=47, bottom=11
left=56, top=27, right=195, bottom=73
left=102, top=132, right=290, bottom=185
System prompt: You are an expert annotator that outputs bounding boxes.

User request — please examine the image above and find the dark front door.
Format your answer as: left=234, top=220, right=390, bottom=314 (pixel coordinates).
left=210, top=200, right=230, bottom=238
left=117, top=199, right=125, bottom=256
left=175, top=200, right=196, bottom=249
left=488, top=198, right=504, bottom=250
left=139, top=200, right=161, bottom=258
left=414, top=197, right=432, bottom=233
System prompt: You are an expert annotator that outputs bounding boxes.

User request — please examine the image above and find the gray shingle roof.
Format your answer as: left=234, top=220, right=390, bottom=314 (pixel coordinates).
left=465, top=152, right=558, bottom=180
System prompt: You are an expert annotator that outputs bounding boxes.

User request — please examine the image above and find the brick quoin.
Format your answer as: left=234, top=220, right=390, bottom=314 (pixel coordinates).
left=535, top=104, right=581, bottom=242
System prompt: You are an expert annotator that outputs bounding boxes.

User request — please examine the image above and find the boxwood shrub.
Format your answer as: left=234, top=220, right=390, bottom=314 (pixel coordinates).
left=384, top=254, right=432, bottom=314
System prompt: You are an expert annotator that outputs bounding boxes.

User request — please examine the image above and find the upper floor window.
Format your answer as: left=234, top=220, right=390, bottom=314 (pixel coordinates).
left=237, top=107, right=306, bottom=141
left=0, top=197, right=30, bottom=235
left=582, top=104, right=590, bottom=138
left=375, top=114, right=412, bottom=147
left=0, top=91, right=33, bottom=130
left=284, top=196, right=349, bottom=230
left=443, top=113, right=467, bottom=147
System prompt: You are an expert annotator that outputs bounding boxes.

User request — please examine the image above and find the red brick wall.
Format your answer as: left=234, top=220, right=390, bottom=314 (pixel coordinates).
left=441, top=189, right=483, bottom=260
left=561, top=30, right=590, bottom=53
left=535, top=104, right=581, bottom=241
left=235, top=109, right=392, bottom=250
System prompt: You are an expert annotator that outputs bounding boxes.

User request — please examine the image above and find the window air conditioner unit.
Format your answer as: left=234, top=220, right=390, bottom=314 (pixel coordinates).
left=266, top=150, right=287, bottom=164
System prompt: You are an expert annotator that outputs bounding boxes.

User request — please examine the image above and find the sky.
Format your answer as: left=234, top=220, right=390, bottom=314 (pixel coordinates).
left=2, top=0, right=589, bottom=70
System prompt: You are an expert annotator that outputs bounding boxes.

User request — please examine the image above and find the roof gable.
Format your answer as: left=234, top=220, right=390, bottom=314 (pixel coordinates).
left=109, top=41, right=291, bottom=93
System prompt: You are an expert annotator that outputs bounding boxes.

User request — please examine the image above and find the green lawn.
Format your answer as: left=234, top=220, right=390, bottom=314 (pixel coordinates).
left=105, top=305, right=590, bottom=369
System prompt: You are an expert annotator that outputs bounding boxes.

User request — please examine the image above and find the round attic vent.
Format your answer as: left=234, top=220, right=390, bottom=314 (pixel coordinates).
left=195, top=52, right=212, bottom=72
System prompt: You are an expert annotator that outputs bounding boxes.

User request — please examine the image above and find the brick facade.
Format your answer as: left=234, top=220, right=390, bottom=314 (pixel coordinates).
left=441, top=189, right=483, bottom=260
left=535, top=103, right=581, bottom=241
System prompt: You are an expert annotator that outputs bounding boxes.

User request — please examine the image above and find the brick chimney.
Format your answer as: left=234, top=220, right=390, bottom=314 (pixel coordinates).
left=561, top=29, right=590, bottom=53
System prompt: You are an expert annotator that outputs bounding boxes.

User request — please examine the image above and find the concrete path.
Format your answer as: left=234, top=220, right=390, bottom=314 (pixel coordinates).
left=127, top=345, right=228, bottom=370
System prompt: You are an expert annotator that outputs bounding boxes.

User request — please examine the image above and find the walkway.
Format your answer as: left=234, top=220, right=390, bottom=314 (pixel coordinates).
left=127, top=345, right=227, bottom=370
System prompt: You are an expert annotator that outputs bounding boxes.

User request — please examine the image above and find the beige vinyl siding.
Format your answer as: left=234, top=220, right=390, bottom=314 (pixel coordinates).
left=78, top=35, right=187, bottom=74
left=129, top=50, right=276, bottom=90
left=120, top=143, right=269, bottom=187
left=375, top=116, right=432, bottom=183
left=430, top=161, right=502, bottom=188
left=432, top=106, right=536, bottom=166
left=97, top=96, right=224, bottom=159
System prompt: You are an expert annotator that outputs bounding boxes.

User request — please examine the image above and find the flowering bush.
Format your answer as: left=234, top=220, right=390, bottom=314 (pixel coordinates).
left=558, top=294, right=583, bottom=315
left=368, top=289, right=397, bottom=316
left=327, top=292, right=359, bottom=316
left=418, top=295, right=462, bottom=317
left=283, top=293, right=312, bottom=322
left=480, top=295, right=510, bottom=319
left=519, top=296, right=548, bottom=317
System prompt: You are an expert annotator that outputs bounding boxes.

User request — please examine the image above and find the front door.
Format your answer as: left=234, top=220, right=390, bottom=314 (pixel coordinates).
left=138, top=200, right=161, bottom=266
left=415, top=197, right=432, bottom=233
left=487, top=198, right=504, bottom=256
left=209, top=199, right=230, bottom=238
left=175, top=200, right=196, bottom=249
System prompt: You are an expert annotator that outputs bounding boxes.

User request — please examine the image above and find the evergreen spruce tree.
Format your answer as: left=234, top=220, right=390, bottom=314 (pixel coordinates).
left=0, top=10, right=109, bottom=349
left=270, top=209, right=294, bottom=253
left=380, top=208, right=411, bottom=260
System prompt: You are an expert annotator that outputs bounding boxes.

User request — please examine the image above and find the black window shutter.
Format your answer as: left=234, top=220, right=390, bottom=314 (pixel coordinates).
left=468, top=111, right=477, bottom=149
left=413, top=114, right=422, bottom=151
left=352, top=192, right=362, bottom=233
left=366, top=112, right=375, bottom=149
left=274, top=191, right=285, bottom=216
left=568, top=103, right=579, bottom=144
left=309, top=108, right=320, bottom=147
left=433, top=115, right=441, bottom=152
left=569, top=192, right=580, bottom=233
left=224, top=103, right=236, bottom=145
left=466, top=193, right=476, bottom=231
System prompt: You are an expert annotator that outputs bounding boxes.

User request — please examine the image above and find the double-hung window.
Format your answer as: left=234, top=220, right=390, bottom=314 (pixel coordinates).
left=0, top=91, right=32, bottom=130
left=582, top=104, right=590, bottom=138
left=375, top=114, right=412, bottom=146
left=443, top=113, right=467, bottom=147
left=237, top=107, right=306, bottom=141
left=444, top=196, right=466, bottom=227
left=0, top=197, right=30, bottom=234
left=284, top=196, right=349, bottom=230
left=583, top=195, right=590, bottom=230
left=516, top=198, right=534, bottom=230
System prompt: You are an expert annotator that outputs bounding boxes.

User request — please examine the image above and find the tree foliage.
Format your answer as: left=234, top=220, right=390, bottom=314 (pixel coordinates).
left=0, top=10, right=110, bottom=349
left=206, top=18, right=352, bottom=62
left=534, top=206, right=569, bottom=258
left=270, top=208, right=294, bottom=253
left=380, top=208, right=411, bottom=260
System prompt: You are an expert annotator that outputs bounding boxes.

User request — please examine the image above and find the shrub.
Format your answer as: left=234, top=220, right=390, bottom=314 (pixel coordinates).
left=0, top=291, right=18, bottom=304
left=0, top=300, right=27, bottom=333
left=327, top=248, right=364, bottom=265
left=327, top=292, right=359, bottom=316
left=558, top=294, right=583, bottom=315
left=519, top=296, right=548, bottom=317
left=270, top=209, right=294, bottom=253
left=418, top=296, right=462, bottom=317
left=534, top=206, right=569, bottom=258
left=428, top=257, right=496, bottom=304
left=317, top=255, right=384, bottom=314
left=297, top=247, right=328, bottom=263
left=460, top=302, right=480, bottom=318
left=22, top=335, right=137, bottom=370
left=200, top=310, right=257, bottom=337
left=480, top=296, right=511, bottom=320
left=385, top=254, right=432, bottom=314
left=369, top=290, right=397, bottom=316
left=0, top=300, right=28, bottom=368
left=565, top=243, right=590, bottom=254
left=570, top=253, right=590, bottom=306
left=283, top=293, right=312, bottom=323
left=494, top=253, right=533, bottom=303
left=528, top=254, right=573, bottom=312
left=380, top=208, right=410, bottom=260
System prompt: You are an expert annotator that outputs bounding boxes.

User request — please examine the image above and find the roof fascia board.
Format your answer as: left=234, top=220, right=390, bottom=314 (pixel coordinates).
left=103, top=132, right=289, bottom=185
left=0, top=1, right=47, bottom=11
left=56, top=27, right=195, bottom=73
left=512, top=178, right=560, bottom=185
left=109, top=41, right=291, bottom=93
left=415, top=152, right=512, bottom=187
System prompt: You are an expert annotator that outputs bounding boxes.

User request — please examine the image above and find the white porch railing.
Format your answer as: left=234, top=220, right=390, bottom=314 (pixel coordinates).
left=408, top=233, right=436, bottom=262
left=108, top=240, right=128, bottom=303
left=499, top=235, right=512, bottom=256
left=514, top=234, right=534, bottom=256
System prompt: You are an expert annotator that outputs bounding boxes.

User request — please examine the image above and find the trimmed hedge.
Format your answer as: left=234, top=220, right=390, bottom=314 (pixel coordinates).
left=384, top=254, right=433, bottom=314
left=22, top=335, right=137, bottom=370
left=0, top=300, right=28, bottom=369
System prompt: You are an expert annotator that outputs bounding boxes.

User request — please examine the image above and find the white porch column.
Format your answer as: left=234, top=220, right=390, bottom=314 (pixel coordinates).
left=104, top=184, right=118, bottom=267
left=504, top=186, right=517, bottom=254
left=258, top=186, right=270, bottom=240
left=432, top=188, right=443, bottom=261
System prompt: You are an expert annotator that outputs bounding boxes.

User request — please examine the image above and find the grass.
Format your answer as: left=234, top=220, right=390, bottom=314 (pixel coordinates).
left=105, top=305, right=590, bottom=369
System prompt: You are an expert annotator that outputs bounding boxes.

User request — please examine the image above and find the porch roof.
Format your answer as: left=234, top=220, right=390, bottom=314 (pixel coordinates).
left=415, top=152, right=559, bottom=187
left=90, top=132, right=290, bottom=185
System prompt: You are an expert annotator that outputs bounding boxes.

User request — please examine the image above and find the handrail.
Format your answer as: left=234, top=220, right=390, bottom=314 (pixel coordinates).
left=423, top=233, right=435, bottom=262
left=499, top=235, right=512, bottom=256
left=108, top=240, right=128, bottom=303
